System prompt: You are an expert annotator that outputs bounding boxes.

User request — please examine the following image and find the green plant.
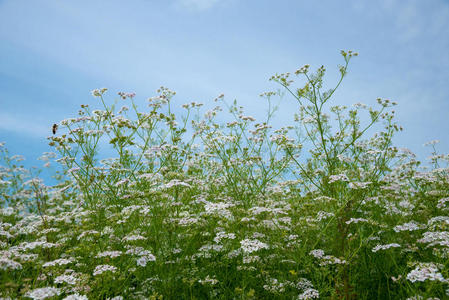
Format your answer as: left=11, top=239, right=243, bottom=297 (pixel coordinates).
left=1, top=51, right=448, bottom=299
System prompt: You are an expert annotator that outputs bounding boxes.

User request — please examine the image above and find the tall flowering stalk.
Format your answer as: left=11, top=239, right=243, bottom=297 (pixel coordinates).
left=271, top=50, right=402, bottom=299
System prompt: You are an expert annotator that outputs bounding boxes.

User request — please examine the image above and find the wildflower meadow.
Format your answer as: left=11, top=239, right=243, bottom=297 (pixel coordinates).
left=1, top=51, right=448, bottom=299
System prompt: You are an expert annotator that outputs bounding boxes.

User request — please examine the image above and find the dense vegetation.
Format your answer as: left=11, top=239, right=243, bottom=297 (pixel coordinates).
left=1, top=51, right=448, bottom=299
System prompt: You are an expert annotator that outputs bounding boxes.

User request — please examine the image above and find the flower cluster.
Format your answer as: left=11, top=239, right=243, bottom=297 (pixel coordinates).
left=240, top=239, right=269, bottom=254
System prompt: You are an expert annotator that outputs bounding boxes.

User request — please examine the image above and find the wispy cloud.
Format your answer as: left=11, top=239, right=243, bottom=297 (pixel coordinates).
left=174, top=0, right=220, bottom=11
left=0, top=0, right=448, bottom=162
left=0, top=112, right=50, bottom=138
left=381, top=0, right=449, bottom=43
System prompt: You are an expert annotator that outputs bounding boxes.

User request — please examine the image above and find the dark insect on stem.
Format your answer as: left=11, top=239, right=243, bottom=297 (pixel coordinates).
left=52, top=124, right=58, bottom=135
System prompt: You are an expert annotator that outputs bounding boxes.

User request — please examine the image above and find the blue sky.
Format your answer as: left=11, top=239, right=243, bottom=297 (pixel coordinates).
left=1, top=0, right=448, bottom=176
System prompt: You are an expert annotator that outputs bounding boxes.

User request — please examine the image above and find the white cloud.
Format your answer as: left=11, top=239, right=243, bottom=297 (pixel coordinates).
left=0, top=112, right=50, bottom=138
left=380, top=0, right=449, bottom=43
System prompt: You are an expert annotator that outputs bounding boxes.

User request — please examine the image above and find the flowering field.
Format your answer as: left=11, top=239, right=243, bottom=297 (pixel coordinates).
left=1, top=51, right=448, bottom=299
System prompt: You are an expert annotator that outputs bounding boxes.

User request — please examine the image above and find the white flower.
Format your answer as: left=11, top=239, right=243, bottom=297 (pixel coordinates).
left=115, top=178, right=129, bottom=187
left=178, top=216, right=199, bottom=226
left=239, top=115, right=256, bottom=122
left=249, top=206, right=271, bottom=215
left=348, top=181, right=372, bottom=189
left=298, top=288, right=320, bottom=299
left=43, top=258, right=73, bottom=268
left=309, top=249, right=325, bottom=259
left=91, top=88, right=107, bottom=97
left=424, top=140, right=440, bottom=146
left=199, top=244, right=223, bottom=253
left=0, top=258, right=22, bottom=270
left=346, top=218, right=368, bottom=225
left=263, top=277, right=286, bottom=293
left=372, top=243, right=400, bottom=252
left=198, top=275, right=219, bottom=285
left=77, top=230, right=99, bottom=240
left=243, top=255, right=261, bottom=264
left=316, top=211, right=334, bottom=221
left=203, top=201, right=234, bottom=219
left=91, top=89, right=102, bottom=97
left=20, top=241, right=59, bottom=250
left=93, top=264, right=117, bottom=276
left=393, top=221, right=422, bottom=232
left=437, top=198, right=449, bottom=210
left=136, top=254, right=156, bottom=267
left=319, top=256, right=346, bottom=266
left=407, top=263, right=447, bottom=283
left=428, top=216, right=449, bottom=229
left=337, top=154, right=352, bottom=163
left=63, top=294, right=88, bottom=300
left=125, top=246, right=153, bottom=257
left=54, top=274, right=78, bottom=285
left=96, top=251, right=122, bottom=258
left=122, top=234, right=147, bottom=242
left=17, top=254, right=38, bottom=262
left=353, top=102, right=367, bottom=109
left=25, top=287, right=61, bottom=300
left=0, top=207, right=14, bottom=215
left=328, top=174, right=349, bottom=183
left=163, top=179, right=191, bottom=189
left=418, top=231, right=449, bottom=247
left=309, top=249, right=346, bottom=265
left=214, top=231, right=236, bottom=243
left=296, top=278, right=313, bottom=290
left=240, top=239, right=269, bottom=253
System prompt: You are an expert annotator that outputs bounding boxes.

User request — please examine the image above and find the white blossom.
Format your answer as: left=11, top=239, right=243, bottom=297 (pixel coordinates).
left=240, top=239, right=269, bottom=254
left=93, top=264, right=117, bottom=276
left=372, top=243, right=400, bottom=252
left=0, top=258, right=22, bottom=270
left=54, top=274, right=79, bottom=285
left=407, top=263, right=447, bottom=283
left=63, top=294, right=89, bottom=300
left=298, top=288, right=320, bottom=299
left=393, top=221, right=422, bottom=232
left=136, top=254, right=156, bottom=267
left=25, top=287, right=61, bottom=300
